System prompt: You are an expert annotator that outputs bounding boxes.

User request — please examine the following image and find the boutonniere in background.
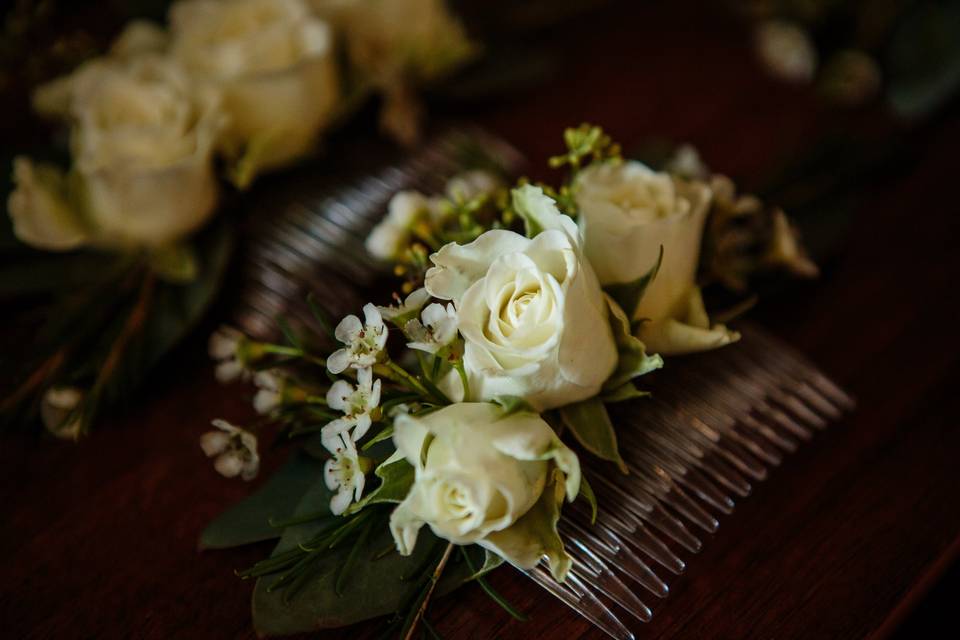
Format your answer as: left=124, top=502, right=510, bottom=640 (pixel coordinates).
left=1, top=0, right=478, bottom=437
left=199, top=124, right=816, bottom=637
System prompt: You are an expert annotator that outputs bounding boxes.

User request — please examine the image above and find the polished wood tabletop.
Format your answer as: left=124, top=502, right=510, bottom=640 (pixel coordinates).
left=3, top=3, right=959, bottom=639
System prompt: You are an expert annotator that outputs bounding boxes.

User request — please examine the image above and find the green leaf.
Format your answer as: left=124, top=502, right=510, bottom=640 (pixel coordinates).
left=139, top=218, right=234, bottom=372
left=579, top=476, right=598, bottom=525
left=887, top=2, right=960, bottom=119
left=492, top=395, right=535, bottom=417
left=346, top=457, right=415, bottom=514
left=199, top=452, right=325, bottom=550
left=604, top=245, right=662, bottom=319
left=465, top=549, right=504, bottom=581
left=559, top=398, right=628, bottom=474
left=147, top=243, right=198, bottom=284
left=252, top=508, right=477, bottom=635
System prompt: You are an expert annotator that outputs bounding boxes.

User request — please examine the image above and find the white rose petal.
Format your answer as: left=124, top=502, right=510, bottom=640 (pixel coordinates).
left=576, top=161, right=737, bottom=355
left=425, top=187, right=616, bottom=411
left=31, top=54, right=224, bottom=249
left=170, top=0, right=339, bottom=177
left=389, top=402, right=579, bottom=579
left=7, top=158, right=89, bottom=251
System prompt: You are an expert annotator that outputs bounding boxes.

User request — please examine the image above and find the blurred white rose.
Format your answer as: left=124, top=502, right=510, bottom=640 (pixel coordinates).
left=755, top=20, right=818, bottom=84
left=426, top=185, right=617, bottom=410
left=576, top=161, right=738, bottom=355
left=169, top=0, right=339, bottom=180
left=313, top=0, right=475, bottom=142
left=15, top=54, right=224, bottom=250
left=390, top=402, right=580, bottom=580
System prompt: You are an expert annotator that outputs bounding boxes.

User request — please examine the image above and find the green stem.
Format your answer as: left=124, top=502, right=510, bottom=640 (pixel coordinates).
left=384, top=360, right=432, bottom=398
left=454, top=360, right=470, bottom=400
left=261, top=344, right=326, bottom=367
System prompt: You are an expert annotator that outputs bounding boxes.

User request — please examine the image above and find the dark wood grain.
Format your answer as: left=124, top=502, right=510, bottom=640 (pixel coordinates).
left=3, top=2, right=960, bottom=639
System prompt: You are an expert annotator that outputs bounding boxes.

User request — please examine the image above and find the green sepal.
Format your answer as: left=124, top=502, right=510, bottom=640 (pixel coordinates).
left=492, top=395, right=535, bottom=417
left=600, top=381, right=651, bottom=404
left=603, top=293, right=663, bottom=392
left=579, top=475, right=598, bottom=525
left=604, top=245, right=662, bottom=320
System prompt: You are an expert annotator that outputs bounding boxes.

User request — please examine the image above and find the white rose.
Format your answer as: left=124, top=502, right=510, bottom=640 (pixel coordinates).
left=313, top=0, right=474, bottom=142
left=7, top=158, right=89, bottom=251
left=426, top=185, right=617, bottom=411
left=16, top=54, right=223, bottom=250
left=576, top=161, right=738, bottom=355
left=390, top=402, right=580, bottom=580
left=169, top=0, right=339, bottom=179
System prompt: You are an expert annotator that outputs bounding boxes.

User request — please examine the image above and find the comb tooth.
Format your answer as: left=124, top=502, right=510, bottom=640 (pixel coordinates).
left=725, top=348, right=824, bottom=432
left=561, top=519, right=670, bottom=599
left=740, top=413, right=798, bottom=453
left=675, top=465, right=736, bottom=514
left=526, top=565, right=636, bottom=640
left=565, top=543, right=654, bottom=622
left=650, top=468, right=719, bottom=533
left=586, top=506, right=686, bottom=575
left=701, top=455, right=752, bottom=497
left=740, top=325, right=855, bottom=411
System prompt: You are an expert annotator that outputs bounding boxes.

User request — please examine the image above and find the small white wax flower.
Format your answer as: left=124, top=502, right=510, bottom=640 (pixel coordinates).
left=322, top=367, right=382, bottom=448
left=327, top=304, right=388, bottom=374
left=445, top=170, right=501, bottom=202
left=40, top=386, right=84, bottom=440
left=405, top=302, right=458, bottom=354
left=253, top=370, right=284, bottom=415
left=324, top=433, right=367, bottom=516
left=364, top=190, right=430, bottom=260
left=200, top=419, right=259, bottom=481
left=378, top=287, right=431, bottom=324
left=209, top=325, right=255, bottom=383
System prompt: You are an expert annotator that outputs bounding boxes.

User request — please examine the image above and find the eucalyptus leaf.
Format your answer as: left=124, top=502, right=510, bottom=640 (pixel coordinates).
left=604, top=245, right=663, bottom=319
left=139, top=218, right=233, bottom=372
left=887, top=2, right=960, bottom=119
left=252, top=509, right=478, bottom=635
left=199, top=452, right=325, bottom=550
left=559, top=398, right=628, bottom=474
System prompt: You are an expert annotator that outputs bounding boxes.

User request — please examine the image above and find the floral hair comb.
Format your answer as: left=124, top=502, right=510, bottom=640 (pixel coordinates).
left=202, top=125, right=850, bottom=639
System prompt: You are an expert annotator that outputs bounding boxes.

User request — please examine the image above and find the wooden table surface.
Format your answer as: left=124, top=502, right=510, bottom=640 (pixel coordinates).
left=4, top=2, right=960, bottom=639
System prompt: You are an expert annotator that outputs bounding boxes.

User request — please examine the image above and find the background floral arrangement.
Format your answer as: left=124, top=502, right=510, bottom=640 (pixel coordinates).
left=201, top=124, right=816, bottom=636
left=1, top=0, right=477, bottom=438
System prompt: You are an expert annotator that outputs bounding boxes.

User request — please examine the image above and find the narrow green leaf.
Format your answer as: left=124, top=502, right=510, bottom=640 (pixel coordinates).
left=559, top=398, right=628, bottom=474
left=460, top=547, right=527, bottom=622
